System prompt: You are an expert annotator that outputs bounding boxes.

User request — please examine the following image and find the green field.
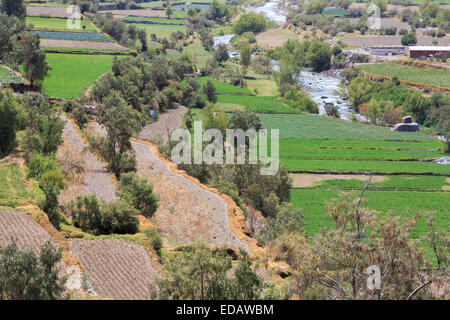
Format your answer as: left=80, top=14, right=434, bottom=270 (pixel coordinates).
left=42, top=53, right=115, bottom=98
left=134, top=23, right=186, bottom=38
left=0, top=66, right=23, bottom=84
left=259, top=114, right=436, bottom=141
left=198, top=76, right=253, bottom=95
left=359, top=63, right=450, bottom=88
left=26, top=16, right=97, bottom=32
left=290, top=189, right=449, bottom=239
left=121, top=17, right=185, bottom=24
left=183, top=39, right=213, bottom=68
left=0, top=164, right=38, bottom=208
left=217, top=95, right=300, bottom=114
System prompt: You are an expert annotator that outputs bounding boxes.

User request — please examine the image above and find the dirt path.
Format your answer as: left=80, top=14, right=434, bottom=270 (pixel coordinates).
left=69, top=239, right=160, bottom=300
left=137, top=106, right=188, bottom=145
left=58, top=115, right=117, bottom=205
left=131, top=139, right=252, bottom=251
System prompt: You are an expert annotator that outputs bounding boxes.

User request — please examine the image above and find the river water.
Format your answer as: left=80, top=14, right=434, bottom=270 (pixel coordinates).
left=213, top=0, right=359, bottom=119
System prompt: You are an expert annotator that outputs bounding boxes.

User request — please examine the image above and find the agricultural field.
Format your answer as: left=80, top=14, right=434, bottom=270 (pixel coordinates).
left=183, top=39, right=213, bottom=68
left=42, top=53, right=115, bottom=98
left=26, top=5, right=71, bottom=18
left=0, top=66, right=23, bottom=84
left=33, top=30, right=111, bottom=41
left=121, top=16, right=185, bottom=24
left=133, top=23, right=186, bottom=38
left=198, top=76, right=254, bottom=95
left=41, top=39, right=126, bottom=50
left=259, top=113, right=436, bottom=140
left=217, top=95, right=300, bottom=114
left=26, top=16, right=97, bottom=32
left=360, top=63, right=450, bottom=88
left=0, top=164, right=38, bottom=208
left=339, top=35, right=450, bottom=47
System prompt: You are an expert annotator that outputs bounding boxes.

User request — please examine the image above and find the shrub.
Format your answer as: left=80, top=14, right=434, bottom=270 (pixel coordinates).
left=144, top=227, right=162, bottom=257
left=233, top=12, right=268, bottom=35
left=118, top=172, right=159, bottom=219
left=401, top=33, right=417, bottom=46
left=325, top=104, right=340, bottom=118
left=69, top=195, right=139, bottom=235
left=280, top=87, right=318, bottom=114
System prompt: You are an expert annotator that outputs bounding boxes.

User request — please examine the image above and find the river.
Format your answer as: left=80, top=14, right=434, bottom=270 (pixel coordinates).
left=213, top=0, right=360, bottom=119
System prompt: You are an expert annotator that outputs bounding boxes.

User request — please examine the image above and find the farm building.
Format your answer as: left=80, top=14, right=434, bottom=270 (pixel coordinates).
left=409, top=46, right=450, bottom=59
left=365, top=46, right=406, bottom=56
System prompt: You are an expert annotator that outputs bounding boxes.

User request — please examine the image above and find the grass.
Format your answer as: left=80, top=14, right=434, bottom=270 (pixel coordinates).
left=26, top=16, right=97, bottom=32
left=198, top=76, right=253, bottom=95
left=259, top=114, right=437, bottom=141
left=212, top=25, right=233, bottom=36
left=0, top=164, right=39, bottom=208
left=246, top=79, right=279, bottom=96
left=217, top=95, right=300, bottom=114
left=183, top=39, right=213, bottom=68
left=42, top=53, right=115, bottom=98
left=283, top=159, right=450, bottom=174
left=134, top=23, right=186, bottom=38
left=0, top=66, right=23, bottom=84
left=359, top=63, right=450, bottom=88
left=290, top=189, right=449, bottom=239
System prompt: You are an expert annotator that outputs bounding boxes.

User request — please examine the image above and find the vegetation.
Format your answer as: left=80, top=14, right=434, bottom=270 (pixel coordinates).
left=0, top=240, right=66, bottom=300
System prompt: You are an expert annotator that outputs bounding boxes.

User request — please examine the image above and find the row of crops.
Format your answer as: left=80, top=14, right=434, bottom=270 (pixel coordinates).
left=32, top=30, right=111, bottom=42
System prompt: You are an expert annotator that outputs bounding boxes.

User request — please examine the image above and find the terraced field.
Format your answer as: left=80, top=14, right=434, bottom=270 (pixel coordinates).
left=33, top=30, right=111, bottom=42
left=0, top=65, right=23, bottom=84
left=69, top=239, right=159, bottom=300
left=217, top=95, right=300, bottom=114
left=198, top=76, right=254, bottom=95
left=42, top=53, right=115, bottom=98
left=26, top=16, right=97, bottom=32
left=133, top=23, right=187, bottom=38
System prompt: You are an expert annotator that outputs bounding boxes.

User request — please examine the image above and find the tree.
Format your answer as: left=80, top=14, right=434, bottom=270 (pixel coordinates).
left=0, top=0, right=26, bottom=18
left=240, top=41, right=251, bottom=72
left=233, top=12, right=268, bottom=35
left=19, top=33, right=51, bottom=88
left=154, top=241, right=263, bottom=300
left=202, top=79, right=217, bottom=104
left=213, top=43, right=229, bottom=64
left=428, top=104, right=450, bottom=153
left=366, top=98, right=382, bottom=124
left=0, top=90, right=20, bottom=156
left=306, top=41, right=332, bottom=72
left=230, top=111, right=262, bottom=131
left=118, top=172, right=159, bottom=218
left=306, top=0, right=324, bottom=15
left=97, top=90, right=141, bottom=178
left=0, top=239, right=67, bottom=300
left=165, top=4, right=173, bottom=19
left=401, top=33, right=417, bottom=46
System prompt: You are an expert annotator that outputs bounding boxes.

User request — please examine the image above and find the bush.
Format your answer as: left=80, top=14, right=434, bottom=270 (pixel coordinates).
left=118, top=172, right=159, bottom=219
left=69, top=195, right=139, bottom=235
left=144, top=227, right=162, bottom=257
left=280, top=87, right=319, bottom=114
left=233, top=12, right=268, bottom=35
left=0, top=90, right=20, bottom=156
left=401, top=33, right=417, bottom=46
left=325, top=104, right=340, bottom=118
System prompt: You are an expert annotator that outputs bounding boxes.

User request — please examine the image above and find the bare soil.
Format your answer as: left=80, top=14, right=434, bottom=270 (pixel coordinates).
left=137, top=106, right=188, bottom=145
left=102, top=9, right=167, bottom=19
left=58, top=115, right=117, bottom=206
left=0, top=209, right=55, bottom=253
left=289, top=173, right=385, bottom=188
left=26, top=6, right=71, bottom=18
left=131, top=139, right=251, bottom=251
left=69, top=239, right=159, bottom=300
left=41, top=39, right=126, bottom=50
left=256, top=28, right=302, bottom=48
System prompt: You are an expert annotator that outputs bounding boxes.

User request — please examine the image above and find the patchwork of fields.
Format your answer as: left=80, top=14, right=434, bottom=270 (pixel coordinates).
left=0, top=66, right=23, bottom=84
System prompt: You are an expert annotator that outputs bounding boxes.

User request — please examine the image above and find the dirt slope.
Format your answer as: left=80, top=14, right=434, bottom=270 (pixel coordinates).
left=58, top=115, right=117, bottom=205
left=69, top=239, right=159, bottom=300
left=0, top=209, right=55, bottom=253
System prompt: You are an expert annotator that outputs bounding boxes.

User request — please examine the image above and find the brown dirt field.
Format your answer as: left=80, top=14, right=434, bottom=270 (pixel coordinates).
left=102, top=9, right=167, bottom=19
left=137, top=106, right=188, bottom=145
left=58, top=115, right=117, bottom=206
left=69, top=239, right=159, bottom=300
left=289, top=173, right=385, bottom=188
left=26, top=6, right=71, bottom=18
left=339, top=35, right=450, bottom=47
left=256, top=28, right=302, bottom=48
left=131, top=139, right=253, bottom=252
left=41, top=39, right=126, bottom=50
left=0, top=209, right=55, bottom=253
